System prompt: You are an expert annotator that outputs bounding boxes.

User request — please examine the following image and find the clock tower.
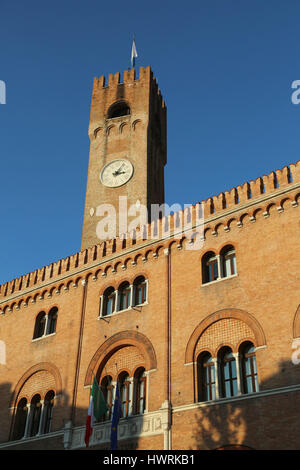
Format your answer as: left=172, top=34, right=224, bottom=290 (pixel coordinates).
left=81, top=66, right=167, bottom=250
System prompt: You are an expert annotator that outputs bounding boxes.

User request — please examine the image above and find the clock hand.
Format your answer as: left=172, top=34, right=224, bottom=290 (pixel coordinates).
left=116, top=163, right=125, bottom=173
left=113, top=164, right=126, bottom=177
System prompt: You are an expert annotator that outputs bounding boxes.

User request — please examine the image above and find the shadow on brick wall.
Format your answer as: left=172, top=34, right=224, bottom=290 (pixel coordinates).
left=189, top=359, right=300, bottom=450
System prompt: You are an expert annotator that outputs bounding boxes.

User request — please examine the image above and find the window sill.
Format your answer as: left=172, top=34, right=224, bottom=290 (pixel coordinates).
left=31, top=332, right=56, bottom=342
left=98, top=302, right=148, bottom=320
left=198, top=391, right=257, bottom=405
left=174, top=383, right=300, bottom=415
left=0, top=430, right=63, bottom=449
left=201, top=273, right=238, bottom=287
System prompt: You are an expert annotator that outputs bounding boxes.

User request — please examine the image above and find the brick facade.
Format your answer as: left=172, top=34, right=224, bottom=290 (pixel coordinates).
left=0, top=67, right=300, bottom=450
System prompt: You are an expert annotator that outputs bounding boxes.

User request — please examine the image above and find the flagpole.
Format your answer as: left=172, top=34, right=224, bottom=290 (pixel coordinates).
left=110, top=362, right=121, bottom=451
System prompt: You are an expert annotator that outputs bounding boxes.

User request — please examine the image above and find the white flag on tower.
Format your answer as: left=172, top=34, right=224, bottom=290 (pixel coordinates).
left=131, top=38, right=138, bottom=68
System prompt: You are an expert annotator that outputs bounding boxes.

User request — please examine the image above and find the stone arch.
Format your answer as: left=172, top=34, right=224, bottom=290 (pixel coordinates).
left=84, top=331, right=157, bottom=386
left=185, top=308, right=266, bottom=364
left=10, top=362, right=62, bottom=408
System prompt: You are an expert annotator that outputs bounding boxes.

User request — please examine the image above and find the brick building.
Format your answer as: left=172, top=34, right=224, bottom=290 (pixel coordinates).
left=1, top=66, right=300, bottom=450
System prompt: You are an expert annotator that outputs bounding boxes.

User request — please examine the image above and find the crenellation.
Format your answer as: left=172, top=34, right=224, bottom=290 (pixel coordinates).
left=223, top=187, right=236, bottom=208
left=1, top=159, right=300, bottom=301
left=276, top=166, right=290, bottom=187
left=61, top=257, right=70, bottom=274
left=262, top=171, right=276, bottom=193
left=13, top=277, right=21, bottom=293
left=52, top=260, right=61, bottom=278
left=35, top=267, right=44, bottom=284
left=203, top=197, right=214, bottom=217
left=20, top=275, right=27, bottom=290
left=212, top=193, right=226, bottom=212
left=139, top=66, right=151, bottom=82
left=77, top=250, right=87, bottom=268
left=115, top=237, right=123, bottom=253
left=236, top=181, right=251, bottom=204
left=108, top=73, right=114, bottom=87
left=168, top=213, right=175, bottom=233
left=249, top=177, right=264, bottom=198
left=7, top=280, right=14, bottom=296
left=25, top=273, right=31, bottom=289
left=96, top=75, right=105, bottom=88
left=87, top=245, right=97, bottom=263
left=290, top=161, right=300, bottom=181
left=43, top=264, right=52, bottom=283
left=94, top=66, right=155, bottom=90
left=123, top=68, right=136, bottom=84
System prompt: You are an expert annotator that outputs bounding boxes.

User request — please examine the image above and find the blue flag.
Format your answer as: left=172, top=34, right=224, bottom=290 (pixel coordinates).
left=110, top=380, right=122, bottom=450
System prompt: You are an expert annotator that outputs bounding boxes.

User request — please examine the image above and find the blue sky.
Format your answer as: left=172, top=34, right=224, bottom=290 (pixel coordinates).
left=0, top=0, right=300, bottom=284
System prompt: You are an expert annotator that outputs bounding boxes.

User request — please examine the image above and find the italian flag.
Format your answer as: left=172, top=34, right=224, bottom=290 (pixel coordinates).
left=84, top=377, right=108, bottom=448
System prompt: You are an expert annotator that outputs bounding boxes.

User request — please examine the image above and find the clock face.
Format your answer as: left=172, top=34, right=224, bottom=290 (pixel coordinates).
left=100, top=159, right=134, bottom=188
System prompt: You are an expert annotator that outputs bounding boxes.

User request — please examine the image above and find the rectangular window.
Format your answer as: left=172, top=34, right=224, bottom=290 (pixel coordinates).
left=223, top=359, right=238, bottom=397
left=106, top=295, right=115, bottom=315
left=207, top=259, right=218, bottom=281
left=224, top=252, right=237, bottom=276
left=244, top=356, right=258, bottom=393
left=120, top=289, right=131, bottom=310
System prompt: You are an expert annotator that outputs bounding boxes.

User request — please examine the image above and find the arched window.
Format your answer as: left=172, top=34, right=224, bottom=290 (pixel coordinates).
left=33, top=312, right=46, bottom=339
left=197, top=352, right=216, bottom=402
left=202, top=251, right=218, bottom=284
left=100, top=376, right=113, bottom=421
left=133, top=367, right=146, bottom=415
left=220, top=245, right=237, bottom=278
left=42, top=390, right=55, bottom=434
left=46, top=307, right=58, bottom=335
left=118, top=372, right=131, bottom=418
left=29, top=394, right=42, bottom=437
left=133, top=276, right=147, bottom=306
left=107, top=101, right=130, bottom=119
left=102, top=287, right=116, bottom=316
left=219, top=347, right=238, bottom=398
left=118, top=282, right=131, bottom=311
left=240, top=342, right=259, bottom=394
left=13, top=398, right=28, bottom=440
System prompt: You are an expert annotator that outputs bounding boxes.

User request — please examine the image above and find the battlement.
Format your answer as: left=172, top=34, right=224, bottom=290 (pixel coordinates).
left=94, top=65, right=152, bottom=87
left=92, top=65, right=166, bottom=107
left=1, top=158, right=300, bottom=303
left=202, top=160, right=298, bottom=216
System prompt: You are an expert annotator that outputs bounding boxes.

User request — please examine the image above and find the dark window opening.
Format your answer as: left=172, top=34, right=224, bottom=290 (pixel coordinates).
left=33, top=312, right=46, bottom=339
left=134, top=368, right=146, bottom=415
left=219, top=347, right=238, bottom=398
left=13, top=398, right=28, bottom=440
left=47, top=307, right=58, bottom=335
left=119, top=372, right=131, bottom=418
left=102, top=287, right=116, bottom=316
left=29, top=394, right=42, bottom=437
left=240, top=342, right=259, bottom=394
left=202, top=251, right=218, bottom=284
left=134, top=276, right=147, bottom=305
left=197, top=352, right=216, bottom=402
left=107, top=101, right=130, bottom=119
left=42, top=390, right=55, bottom=434
left=119, top=282, right=131, bottom=311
